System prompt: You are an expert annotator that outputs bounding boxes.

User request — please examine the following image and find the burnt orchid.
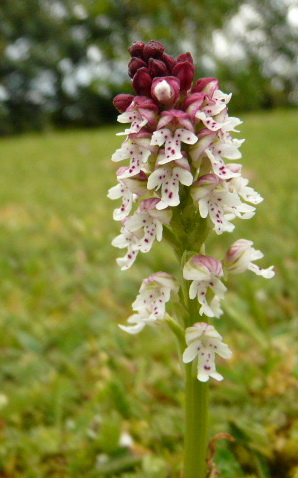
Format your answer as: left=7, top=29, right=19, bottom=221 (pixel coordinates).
left=109, top=40, right=274, bottom=478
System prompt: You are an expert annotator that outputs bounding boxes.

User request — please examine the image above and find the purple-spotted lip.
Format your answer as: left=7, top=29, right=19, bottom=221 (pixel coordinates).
left=116, top=167, right=148, bottom=181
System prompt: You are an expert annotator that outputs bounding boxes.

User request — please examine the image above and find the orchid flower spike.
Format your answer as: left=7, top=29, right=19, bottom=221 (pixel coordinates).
left=110, top=39, right=274, bottom=390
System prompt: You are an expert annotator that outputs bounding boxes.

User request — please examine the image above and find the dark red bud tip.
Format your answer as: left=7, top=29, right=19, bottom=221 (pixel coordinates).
left=162, top=53, right=176, bottom=73
left=143, top=40, right=165, bottom=60
left=173, top=61, right=195, bottom=92
left=128, top=41, right=146, bottom=59
left=132, top=68, right=153, bottom=96
left=193, top=78, right=219, bottom=94
left=183, top=92, right=206, bottom=109
left=113, top=94, right=134, bottom=112
left=177, top=52, right=194, bottom=64
left=128, top=57, right=147, bottom=78
left=148, top=58, right=169, bottom=77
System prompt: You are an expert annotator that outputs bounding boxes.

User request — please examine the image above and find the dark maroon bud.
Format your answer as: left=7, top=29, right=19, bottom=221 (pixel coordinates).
left=177, top=52, right=194, bottom=64
left=162, top=53, right=177, bottom=73
left=128, top=41, right=146, bottom=59
left=128, top=57, right=147, bottom=78
left=183, top=92, right=205, bottom=108
left=173, top=61, right=195, bottom=92
left=143, top=40, right=165, bottom=60
left=148, top=58, right=169, bottom=77
left=113, top=94, right=134, bottom=112
left=132, top=96, right=159, bottom=112
left=183, top=92, right=205, bottom=118
left=193, top=78, right=219, bottom=94
left=132, top=68, right=153, bottom=96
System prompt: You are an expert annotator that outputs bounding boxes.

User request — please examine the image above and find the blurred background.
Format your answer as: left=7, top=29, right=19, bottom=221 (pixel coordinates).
left=1, top=0, right=298, bottom=135
left=0, top=1, right=298, bottom=478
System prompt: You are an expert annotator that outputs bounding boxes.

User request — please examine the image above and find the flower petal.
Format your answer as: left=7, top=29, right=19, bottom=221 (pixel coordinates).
left=182, top=342, right=200, bottom=363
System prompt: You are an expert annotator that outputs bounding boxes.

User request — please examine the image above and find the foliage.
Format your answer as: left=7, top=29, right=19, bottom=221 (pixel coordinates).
left=0, top=0, right=297, bottom=134
left=0, top=109, right=297, bottom=476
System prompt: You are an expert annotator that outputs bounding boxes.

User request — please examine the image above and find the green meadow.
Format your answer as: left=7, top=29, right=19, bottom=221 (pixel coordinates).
left=0, top=109, right=297, bottom=478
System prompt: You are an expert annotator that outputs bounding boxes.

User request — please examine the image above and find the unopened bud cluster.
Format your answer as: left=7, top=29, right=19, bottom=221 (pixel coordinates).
left=109, top=41, right=274, bottom=382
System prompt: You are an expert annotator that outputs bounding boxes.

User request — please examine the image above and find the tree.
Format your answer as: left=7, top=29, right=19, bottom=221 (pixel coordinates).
left=0, top=0, right=296, bottom=134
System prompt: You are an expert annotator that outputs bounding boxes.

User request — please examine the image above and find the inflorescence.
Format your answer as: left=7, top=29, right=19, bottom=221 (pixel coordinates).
left=109, top=40, right=274, bottom=382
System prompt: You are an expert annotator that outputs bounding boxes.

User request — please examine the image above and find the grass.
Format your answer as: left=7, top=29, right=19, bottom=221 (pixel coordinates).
left=0, top=109, right=297, bottom=477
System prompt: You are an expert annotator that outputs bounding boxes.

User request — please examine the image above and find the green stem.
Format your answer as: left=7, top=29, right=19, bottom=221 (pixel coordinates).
left=168, top=198, right=211, bottom=478
left=165, top=314, right=185, bottom=355
left=184, top=363, right=209, bottom=478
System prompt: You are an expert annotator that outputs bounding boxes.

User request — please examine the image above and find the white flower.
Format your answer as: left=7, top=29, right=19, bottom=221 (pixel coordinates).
left=201, top=89, right=232, bottom=117
left=182, top=323, right=232, bottom=382
left=112, top=229, right=141, bottom=270
left=194, top=89, right=233, bottom=131
left=191, top=174, right=256, bottom=235
left=189, top=132, right=243, bottom=180
left=107, top=169, right=147, bottom=221
left=112, top=138, right=151, bottom=178
left=147, top=157, right=193, bottom=209
left=220, top=116, right=242, bottom=134
left=119, top=272, right=179, bottom=334
left=117, top=109, right=148, bottom=135
left=190, top=106, right=244, bottom=180
left=228, top=176, right=263, bottom=205
left=112, top=199, right=172, bottom=270
left=108, top=181, right=136, bottom=221
left=118, top=310, right=157, bottom=334
left=150, top=128, right=198, bottom=163
left=183, top=255, right=227, bottom=318
left=206, top=149, right=241, bottom=180
left=195, top=111, right=229, bottom=132
left=205, top=135, right=244, bottom=180
left=224, top=239, right=275, bottom=278
left=116, top=97, right=158, bottom=135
